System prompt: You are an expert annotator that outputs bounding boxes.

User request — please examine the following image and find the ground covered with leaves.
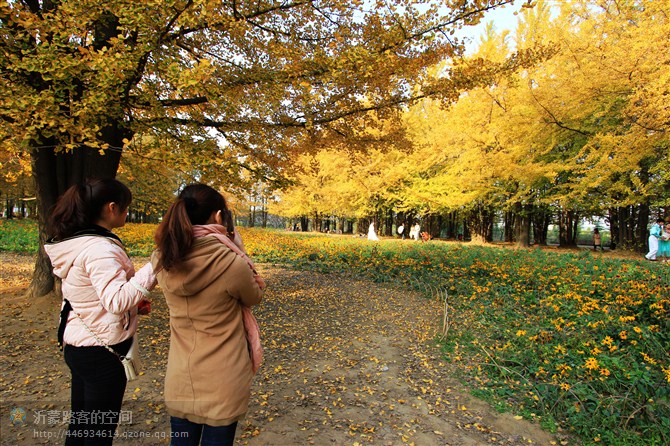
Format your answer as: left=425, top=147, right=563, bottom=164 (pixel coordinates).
left=0, top=253, right=560, bottom=445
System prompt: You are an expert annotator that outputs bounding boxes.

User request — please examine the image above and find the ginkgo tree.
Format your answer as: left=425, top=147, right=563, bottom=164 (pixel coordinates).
left=2, top=0, right=534, bottom=295
left=398, top=17, right=559, bottom=245
left=270, top=150, right=354, bottom=231
left=271, top=0, right=668, bottom=249
left=501, top=0, right=670, bottom=249
left=452, top=0, right=667, bottom=248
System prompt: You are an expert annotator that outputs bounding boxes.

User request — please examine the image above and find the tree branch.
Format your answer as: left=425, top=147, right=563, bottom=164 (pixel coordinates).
left=132, top=96, right=210, bottom=107
left=529, top=82, right=591, bottom=137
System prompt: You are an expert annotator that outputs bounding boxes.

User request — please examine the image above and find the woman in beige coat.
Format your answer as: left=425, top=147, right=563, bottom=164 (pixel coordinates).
left=152, top=184, right=264, bottom=446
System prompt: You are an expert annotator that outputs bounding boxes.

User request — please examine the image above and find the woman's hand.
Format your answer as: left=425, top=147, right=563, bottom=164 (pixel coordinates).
left=254, top=275, right=266, bottom=291
left=232, top=229, right=247, bottom=254
left=137, top=299, right=151, bottom=315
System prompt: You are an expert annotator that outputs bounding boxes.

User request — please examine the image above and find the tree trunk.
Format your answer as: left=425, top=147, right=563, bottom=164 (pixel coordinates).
left=426, top=214, right=434, bottom=238
left=532, top=205, right=551, bottom=245
left=608, top=208, right=620, bottom=249
left=468, top=203, right=494, bottom=243
left=344, top=218, right=352, bottom=234
left=636, top=203, right=649, bottom=253
left=443, top=212, right=457, bottom=239
left=514, top=203, right=532, bottom=248
left=504, top=210, right=515, bottom=243
left=609, top=205, right=649, bottom=252
left=5, top=198, right=13, bottom=219
left=385, top=209, right=394, bottom=237
left=558, top=208, right=578, bottom=247
left=248, top=206, right=256, bottom=227
left=433, top=214, right=443, bottom=239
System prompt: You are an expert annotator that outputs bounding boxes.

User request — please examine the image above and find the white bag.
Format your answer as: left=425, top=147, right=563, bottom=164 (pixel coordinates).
left=121, top=335, right=141, bottom=381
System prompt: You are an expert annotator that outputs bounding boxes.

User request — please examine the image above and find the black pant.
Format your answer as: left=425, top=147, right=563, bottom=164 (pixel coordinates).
left=170, top=417, right=238, bottom=446
left=63, top=339, right=130, bottom=446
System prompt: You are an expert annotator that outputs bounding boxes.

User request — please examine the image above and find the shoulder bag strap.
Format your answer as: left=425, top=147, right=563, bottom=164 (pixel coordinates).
left=71, top=312, right=126, bottom=361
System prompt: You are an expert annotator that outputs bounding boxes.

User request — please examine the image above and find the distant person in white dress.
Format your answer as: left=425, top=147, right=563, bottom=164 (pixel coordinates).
left=411, top=223, right=421, bottom=241
left=367, top=222, right=379, bottom=241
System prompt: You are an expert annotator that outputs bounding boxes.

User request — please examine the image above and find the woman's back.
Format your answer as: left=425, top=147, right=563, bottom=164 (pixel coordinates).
left=153, top=236, right=261, bottom=426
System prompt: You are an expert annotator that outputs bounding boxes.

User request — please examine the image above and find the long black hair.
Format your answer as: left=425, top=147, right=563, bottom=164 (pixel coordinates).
left=48, top=178, right=132, bottom=240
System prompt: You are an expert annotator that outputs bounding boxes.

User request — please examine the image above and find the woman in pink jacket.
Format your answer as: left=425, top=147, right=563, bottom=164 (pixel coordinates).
left=152, top=184, right=264, bottom=446
left=44, top=179, right=156, bottom=446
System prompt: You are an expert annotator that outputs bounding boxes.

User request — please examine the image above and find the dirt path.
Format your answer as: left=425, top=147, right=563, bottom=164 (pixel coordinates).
left=1, top=254, right=561, bottom=445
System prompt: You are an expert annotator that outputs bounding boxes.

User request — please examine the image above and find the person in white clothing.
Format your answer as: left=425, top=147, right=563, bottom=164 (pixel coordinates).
left=413, top=223, right=421, bottom=241
left=645, top=218, right=664, bottom=261
left=44, top=179, right=157, bottom=445
left=397, top=223, right=405, bottom=239
left=368, top=221, right=380, bottom=241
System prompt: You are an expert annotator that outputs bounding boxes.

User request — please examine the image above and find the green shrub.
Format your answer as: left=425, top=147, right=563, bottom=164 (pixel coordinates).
left=0, top=219, right=39, bottom=253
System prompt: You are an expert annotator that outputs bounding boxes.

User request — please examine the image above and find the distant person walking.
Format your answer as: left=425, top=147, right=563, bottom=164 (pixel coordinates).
left=645, top=218, right=664, bottom=261
left=397, top=223, right=405, bottom=240
left=658, top=222, right=670, bottom=262
left=593, top=228, right=603, bottom=251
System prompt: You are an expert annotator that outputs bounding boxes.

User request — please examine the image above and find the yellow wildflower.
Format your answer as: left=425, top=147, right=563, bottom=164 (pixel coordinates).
left=585, top=357, right=599, bottom=370
left=640, top=353, right=657, bottom=365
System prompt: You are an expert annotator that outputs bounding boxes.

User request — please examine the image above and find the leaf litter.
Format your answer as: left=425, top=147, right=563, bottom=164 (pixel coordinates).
left=0, top=253, right=560, bottom=445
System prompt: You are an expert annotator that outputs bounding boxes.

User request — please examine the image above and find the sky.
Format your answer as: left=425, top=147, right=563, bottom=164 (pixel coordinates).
left=459, top=2, right=523, bottom=53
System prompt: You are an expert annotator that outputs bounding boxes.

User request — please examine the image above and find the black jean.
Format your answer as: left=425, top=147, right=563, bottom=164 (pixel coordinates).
left=63, top=338, right=131, bottom=446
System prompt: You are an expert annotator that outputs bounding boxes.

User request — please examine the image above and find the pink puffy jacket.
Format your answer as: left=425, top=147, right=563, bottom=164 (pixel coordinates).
left=45, top=234, right=156, bottom=347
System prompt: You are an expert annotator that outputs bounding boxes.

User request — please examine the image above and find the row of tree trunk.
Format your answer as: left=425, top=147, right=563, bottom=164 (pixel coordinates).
left=290, top=203, right=663, bottom=252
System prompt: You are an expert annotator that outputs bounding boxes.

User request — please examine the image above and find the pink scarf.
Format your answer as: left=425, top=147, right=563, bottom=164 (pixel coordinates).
left=193, top=224, right=263, bottom=374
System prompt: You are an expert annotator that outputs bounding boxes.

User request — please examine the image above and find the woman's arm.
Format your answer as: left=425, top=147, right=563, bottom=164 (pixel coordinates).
left=84, top=245, right=157, bottom=315
left=225, top=255, right=263, bottom=307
